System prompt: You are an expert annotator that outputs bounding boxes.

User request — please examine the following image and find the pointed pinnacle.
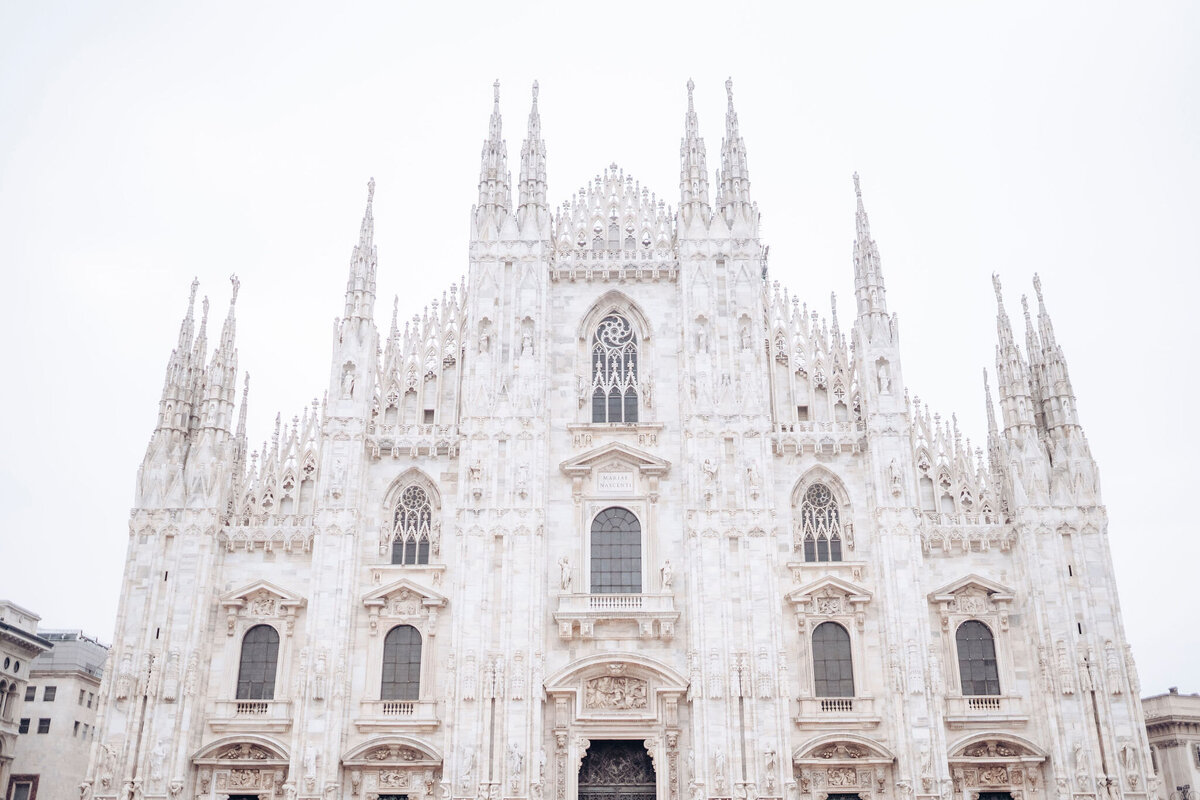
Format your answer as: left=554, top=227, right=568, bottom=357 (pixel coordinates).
left=725, top=76, right=734, bottom=109
left=992, top=273, right=1005, bottom=312
left=1033, top=273, right=1045, bottom=306
left=229, top=274, right=240, bottom=305
left=189, top=278, right=199, bottom=308
left=493, top=79, right=500, bottom=107
left=532, top=80, right=539, bottom=105
left=852, top=172, right=862, bottom=198
left=687, top=78, right=695, bottom=111
left=367, top=176, right=375, bottom=204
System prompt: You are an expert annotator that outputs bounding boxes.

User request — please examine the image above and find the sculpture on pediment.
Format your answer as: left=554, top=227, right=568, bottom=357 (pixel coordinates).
left=585, top=676, right=648, bottom=709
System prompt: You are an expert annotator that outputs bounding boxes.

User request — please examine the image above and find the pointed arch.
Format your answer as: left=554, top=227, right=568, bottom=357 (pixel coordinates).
left=382, top=468, right=441, bottom=565
left=576, top=290, right=654, bottom=343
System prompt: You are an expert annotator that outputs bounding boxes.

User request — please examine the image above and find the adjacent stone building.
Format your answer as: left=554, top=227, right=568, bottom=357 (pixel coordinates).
left=10, top=630, right=109, bottom=800
left=86, top=80, right=1155, bottom=800
left=1143, top=689, right=1200, bottom=800
left=0, top=601, right=52, bottom=800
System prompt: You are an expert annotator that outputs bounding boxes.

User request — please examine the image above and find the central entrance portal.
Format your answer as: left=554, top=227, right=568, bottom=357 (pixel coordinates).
left=579, top=740, right=657, bottom=800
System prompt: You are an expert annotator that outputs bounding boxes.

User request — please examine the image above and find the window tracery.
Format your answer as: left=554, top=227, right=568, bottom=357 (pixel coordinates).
left=800, top=483, right=842, bottom=562
left=591, top=314, right=639, bottom=424
left=391, top=485, right=433, bottom=565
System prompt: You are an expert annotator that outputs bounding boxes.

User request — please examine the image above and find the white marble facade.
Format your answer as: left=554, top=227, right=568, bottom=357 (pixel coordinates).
left=87, top=80, right=1154, bottom=800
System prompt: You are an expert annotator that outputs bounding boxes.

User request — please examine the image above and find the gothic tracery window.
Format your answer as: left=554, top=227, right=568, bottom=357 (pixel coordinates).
left=812, top=621, right=854, bottom=697
left=381, top=624, right=422, bottom=701
left=392, top=484, right=432, bottom=565
left=591, top=313, right=639, bottom=424
left=590, top=507, right=642, bottom=594
left=955, top=620, right=1000, bottom=696
left=235, top=624, right=279, bottom=700
left=800, top=483, right=842, bottom=562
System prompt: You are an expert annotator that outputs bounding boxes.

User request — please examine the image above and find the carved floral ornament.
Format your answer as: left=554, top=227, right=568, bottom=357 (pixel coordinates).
left=793, top=740, right=895, bottom=800
left=362, top=579, right=447, bottom=636
left=220, top=582, right=306, bottom=637
left=787, top=577, right=871, bottom=631
left=947, top=739, right=1047, bottom=797
left=929, top=576, right=1015, bottom=632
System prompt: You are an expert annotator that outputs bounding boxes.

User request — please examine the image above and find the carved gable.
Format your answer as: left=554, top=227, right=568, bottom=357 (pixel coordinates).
left=929, top=575, right=1015, bottom=630
left=559, top=442, right=670, bottom=502
left=220, top=580, right=305, bottom=637
left=362, top=579, right=447, bottom=635
left=787, top=576, right=871, bottom=630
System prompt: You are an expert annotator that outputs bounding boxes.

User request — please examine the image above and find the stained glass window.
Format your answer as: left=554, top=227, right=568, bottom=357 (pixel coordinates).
left=392, top=485, right=433, bottom=565
left=800, top=483, right=842, bottom=562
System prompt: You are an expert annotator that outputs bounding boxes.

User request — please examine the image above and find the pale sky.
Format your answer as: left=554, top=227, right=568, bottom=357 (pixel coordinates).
left=1, top=2, right=1196, bottom=694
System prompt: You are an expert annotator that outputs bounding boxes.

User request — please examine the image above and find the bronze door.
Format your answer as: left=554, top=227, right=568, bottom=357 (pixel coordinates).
left=578, top=740, right=656, bottom=800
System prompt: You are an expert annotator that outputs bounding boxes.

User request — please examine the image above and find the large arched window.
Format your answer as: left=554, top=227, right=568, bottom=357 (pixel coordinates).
left=590, top=507, right=642, bottom=594
left=812, top=621, right=854, bottom=697
left=956, top=620, right=1000, bottom=696
left=392, top=484, right=432, bottom=565
left=800, top=483, right=842, bottom=562
left=382, top=625, right=423, bottom=700
left=591, top=313, right=639, bottom=424
left=236, top=625, right=279, bottom=700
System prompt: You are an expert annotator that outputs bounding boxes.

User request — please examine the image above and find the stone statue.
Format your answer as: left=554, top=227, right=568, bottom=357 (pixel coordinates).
left=661, top=560, right=674, bottom=590
left=559, top=556, right=572, bottom=591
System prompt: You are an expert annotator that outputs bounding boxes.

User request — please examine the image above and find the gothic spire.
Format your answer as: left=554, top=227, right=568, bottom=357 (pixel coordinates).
left=1032, top=274, right=1080, bottom=431
left=474, top=79, right=511, bottom=236
left=851, top=172, right=887, bottom=319
left=201, top=275, right=241, bottom=433
left=517, top=80, right=548, bottom=234
left=344, top=178, right=378, bottom=322
left=992, top=274, right=1036, bottom=433
left=718, top=77, right=753, bottom=225
left=155, top=279, right=201, bottom=435
left=678, top=79, right=711, bottom=226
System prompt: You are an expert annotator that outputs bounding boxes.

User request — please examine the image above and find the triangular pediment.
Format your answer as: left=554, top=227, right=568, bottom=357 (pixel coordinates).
left=363, top=578, right=447, bottom=610
left=560, top=441, right=670, bottom=477
left=786, top=575, right=871, bottom=605
left=929, top=574, right=1015, bottom=604
left=220, top=579, right=305, bottom=611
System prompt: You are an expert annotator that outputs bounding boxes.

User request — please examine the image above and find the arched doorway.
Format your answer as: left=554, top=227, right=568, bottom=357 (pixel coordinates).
left=579, top=740, right=656, bottom=800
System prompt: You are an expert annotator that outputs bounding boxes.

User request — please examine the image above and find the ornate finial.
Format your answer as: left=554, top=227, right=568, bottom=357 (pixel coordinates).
left=725, top=76, right=733, bottom=105
left=532, top=80, right=539, bottom=103
left=992, top=273, right=1003, bottom=304
left=1021, top=294, right=1031, bottom=321
left=189, top=278, right=199, bottom=305
left=1033, top=273, right=1044, bottom=303
left=687, top=78, right=695, bottom=109
left=201, top=296, right=210, bottom=319
left=367, top=177, right=375, bottom=204
left=493, top=79, right=500, bottom=104
left=229, top=274, right=240, bottom=305
left=852, top=172, right=861, bottom=198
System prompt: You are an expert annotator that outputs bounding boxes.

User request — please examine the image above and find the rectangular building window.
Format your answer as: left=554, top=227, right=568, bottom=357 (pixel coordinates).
left=18, top=718, right=29, bottom=734
left=24, top=685, right=35, bottom=701
left=37, top=718, right=50, bottom=733
left=79, top=689, right=86, bottom=705
left=11, top=781, right=33, bottom=800
left=43, top=686, right=56, bottom=701
left=87, top=692, right=94, bottom=708
left=74, top=720, right=80, bottom=736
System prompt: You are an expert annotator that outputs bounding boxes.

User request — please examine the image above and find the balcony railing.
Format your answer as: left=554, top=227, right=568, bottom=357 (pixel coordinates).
left=355, top=699, right=440, bottom=731
left=796, top=696, right=879, bottom=728
left=554, top=593, right=678, bottom=640
left=209, top=700, right=293, bottom=733
left=944, top=695, right=1028, bottom=728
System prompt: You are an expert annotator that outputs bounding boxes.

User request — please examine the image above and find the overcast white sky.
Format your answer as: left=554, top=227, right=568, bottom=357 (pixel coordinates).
left=1, top=2, right=1196, bottom=694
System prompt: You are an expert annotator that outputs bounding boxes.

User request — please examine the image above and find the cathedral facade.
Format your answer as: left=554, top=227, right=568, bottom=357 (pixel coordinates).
left=87, top=80, right=1154, bottom=800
